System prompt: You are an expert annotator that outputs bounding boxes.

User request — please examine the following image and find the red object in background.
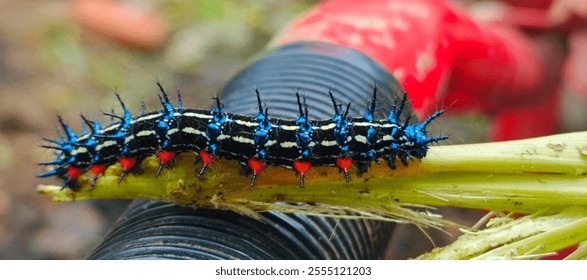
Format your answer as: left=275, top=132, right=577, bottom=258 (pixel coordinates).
left=564, top=29, right=587, bottom=96
left=71, top=0, right=169, bottom=50
left=540, top=245, right=577, bottom=260
left=275, top=0, right=564, bottom=141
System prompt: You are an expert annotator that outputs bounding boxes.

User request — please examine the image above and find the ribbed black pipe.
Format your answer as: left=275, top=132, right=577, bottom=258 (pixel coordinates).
left=221, top=42, right=411, bottom=120
left=89, top=42, right=410, bottom=259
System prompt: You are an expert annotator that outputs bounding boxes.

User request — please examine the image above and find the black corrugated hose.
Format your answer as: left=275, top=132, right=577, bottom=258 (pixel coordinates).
left=89, top=42, right=414, bottom=259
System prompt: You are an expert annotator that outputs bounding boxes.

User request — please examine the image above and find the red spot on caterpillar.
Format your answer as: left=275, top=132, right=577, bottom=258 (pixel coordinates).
left=293, top=160, right=312, bottom=188
left=196, top=150, right=218, bottom=178
left=293, top=160, right=312, bottom=175
left=247, top=158, right=265, bottom=175
left=157, top=151, right=176, bottom=165
left=198, top=150, right=216, bottom=166
left=119, top=157, right=137, bottom=171
left=90, top=165, right=107, bottom=177
left=89, top=164, right=107, bottom=190
left=336, top=157, right=352, bottom=183
left=67, top=167, right=83, bottom=180
left=336, top=157, right=352, bottom=172
left=247, top=158, right=265, bottom=188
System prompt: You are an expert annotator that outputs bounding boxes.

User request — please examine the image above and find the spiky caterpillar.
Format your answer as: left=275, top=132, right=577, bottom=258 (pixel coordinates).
left=39, top=83, right=446, bottom=189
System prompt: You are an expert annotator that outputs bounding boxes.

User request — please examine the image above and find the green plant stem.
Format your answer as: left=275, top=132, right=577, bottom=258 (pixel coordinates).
left=38, top=132, right=587, bottom=226
left=422, top=131, right=587, bottom=175
left=419, top=207, right=587, bottom=260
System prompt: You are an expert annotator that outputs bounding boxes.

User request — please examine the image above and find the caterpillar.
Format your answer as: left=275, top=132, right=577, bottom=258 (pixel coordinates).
left=39, top=83, right=447, bottom=189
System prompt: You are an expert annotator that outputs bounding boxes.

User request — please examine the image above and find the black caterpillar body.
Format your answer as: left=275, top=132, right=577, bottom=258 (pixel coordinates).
left=39, top=83, right=446, bottom=189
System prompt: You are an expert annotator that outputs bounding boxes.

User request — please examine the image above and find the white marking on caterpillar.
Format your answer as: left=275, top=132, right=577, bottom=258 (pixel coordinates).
left=136, top=130, right=156, bottom=137
left=182, top=127, right=206, bottom=135
left=320, top=140, right=337, bottom=147
left=232, top=136, right=255, bottom=144
left=266, top=140, right=277, bottom=147
left=351, top=122, right=375, bottom=127
left=382, top=135, right=394, bottom=141
left=280, top=142, right=298, bottom=148
left=218, top=134, right=231, bottom=140
left=71, top=147, right=87, bottom=155
left=234, top=119, right=258, bottom=127
left=319, top=123, right=336, bottom=130
left=134, top=113, right=163, bottom=122
left=101, top=124, right=121, bottom=133
left=96, top=140, right=118, bottom=151
left=354, top=135, right=368, bottom=144
left=183, top=112, right=213, bottom=119
left=280, top=125, right=299, bottom=131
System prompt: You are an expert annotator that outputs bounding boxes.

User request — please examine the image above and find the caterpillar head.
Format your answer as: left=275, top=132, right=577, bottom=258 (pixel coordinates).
left=400, top=111, right=447, bottom=160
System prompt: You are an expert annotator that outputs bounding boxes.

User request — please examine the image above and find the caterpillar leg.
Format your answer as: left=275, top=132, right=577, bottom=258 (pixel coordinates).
left=336, top=157, right=352, bottom=183
left=118, top=157, right=142, bottom=182
left=195, top=150, right=216, bottom=178
left=156, top=151, right=176, bottom=177
left=293, top=160, right=311, bottom=188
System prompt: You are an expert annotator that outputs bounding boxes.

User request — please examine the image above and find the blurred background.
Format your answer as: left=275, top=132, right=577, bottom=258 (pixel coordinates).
left=0, top=0, right=585, bottom=259
left=0, top=0, right=317, bottom=259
